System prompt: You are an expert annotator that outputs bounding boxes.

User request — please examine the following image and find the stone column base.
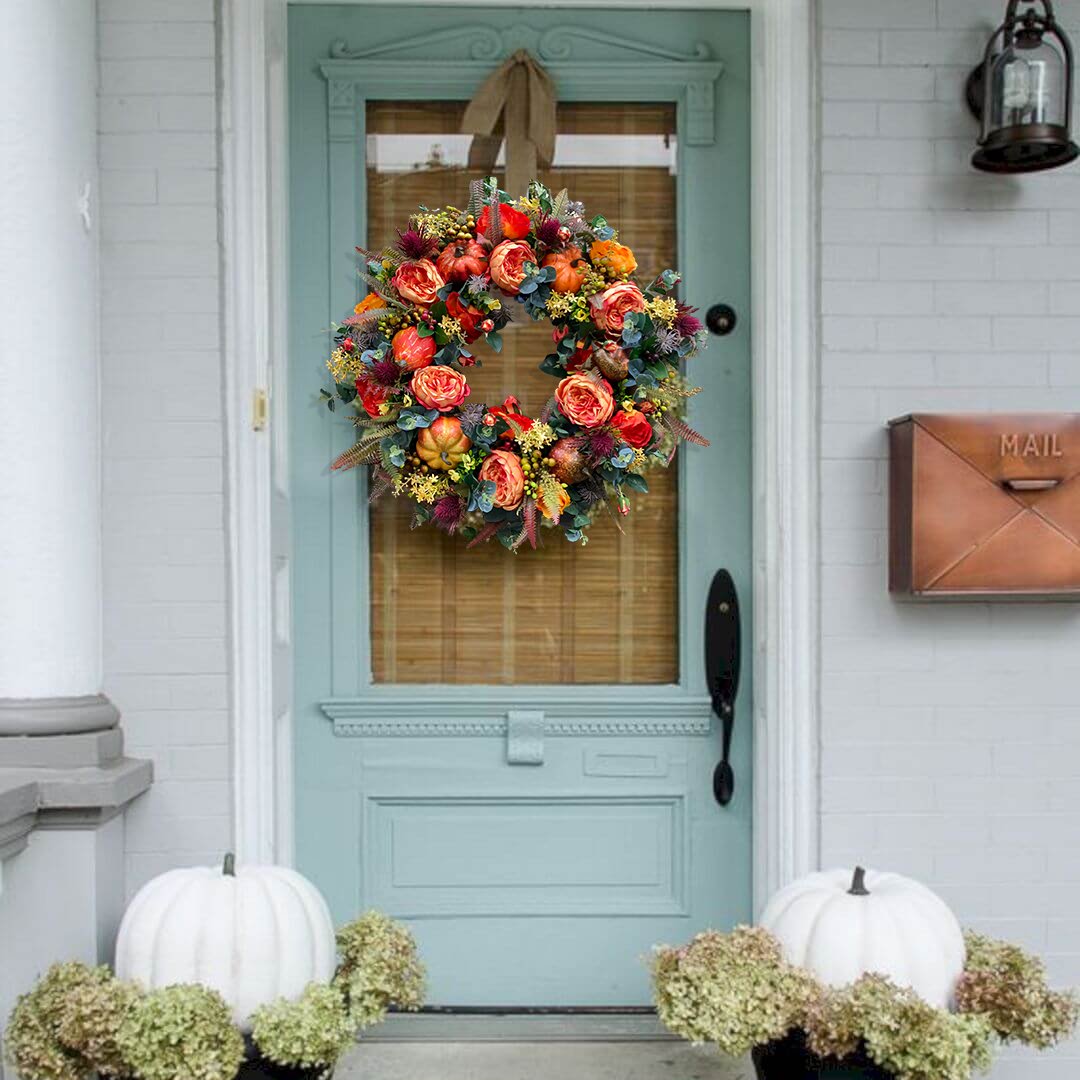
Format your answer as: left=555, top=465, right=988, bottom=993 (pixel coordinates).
left=0, top=694, right=120, bottom=737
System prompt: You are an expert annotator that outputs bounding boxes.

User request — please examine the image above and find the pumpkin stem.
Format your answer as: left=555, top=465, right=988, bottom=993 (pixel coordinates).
left=223, top=852, right=236, bottom=877
left=849, top=866, right=870, bottom=896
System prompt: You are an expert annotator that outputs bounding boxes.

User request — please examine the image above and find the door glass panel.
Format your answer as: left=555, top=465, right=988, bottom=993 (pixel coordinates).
left=367, top=101, right=679, bottom=685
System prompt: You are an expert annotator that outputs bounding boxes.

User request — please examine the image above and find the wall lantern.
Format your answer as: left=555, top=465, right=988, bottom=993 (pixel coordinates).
left=966, top=0, right=1078, bottom=173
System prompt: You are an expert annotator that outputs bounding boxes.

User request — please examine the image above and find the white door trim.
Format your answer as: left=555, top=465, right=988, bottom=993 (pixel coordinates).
left=221, top=0, right=819, bottom=912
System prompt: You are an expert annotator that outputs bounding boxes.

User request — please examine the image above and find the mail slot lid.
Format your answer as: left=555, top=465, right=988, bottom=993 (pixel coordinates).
left=889, top=413, right=1080, bottom=598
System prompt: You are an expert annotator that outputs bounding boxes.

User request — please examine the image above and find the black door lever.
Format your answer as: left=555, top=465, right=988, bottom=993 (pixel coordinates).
left=705, top=569, right=741, bottom=806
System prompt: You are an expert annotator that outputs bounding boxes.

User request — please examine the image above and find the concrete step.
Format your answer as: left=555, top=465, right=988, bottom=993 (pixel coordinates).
left=338, top=1041, right=751, bottom=1080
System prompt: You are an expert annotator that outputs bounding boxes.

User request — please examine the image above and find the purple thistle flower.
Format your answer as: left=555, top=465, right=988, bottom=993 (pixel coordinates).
left=396, top=227, right=437, bottom=261
left=535, top=216, right=563, bottom=248
left=674, top=303, right=703, bottom=338
left=587, top=432, right=616, bottom=464
left=369, top=359, right=403, bottom=387
left=656, top=328, right=681, bottom=354
left=458, top=401, right=486, bottom=435
left=432, top=494, right=465, bottom=534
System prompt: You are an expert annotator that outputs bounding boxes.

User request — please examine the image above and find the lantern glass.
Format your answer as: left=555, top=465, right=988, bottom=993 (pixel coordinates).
left=986, top=36, right=1068, bottom=132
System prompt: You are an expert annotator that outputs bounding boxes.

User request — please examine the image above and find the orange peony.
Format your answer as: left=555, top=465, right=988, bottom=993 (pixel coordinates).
left=591, top=281, right=646, bottom=338
left=392, top=326, right=436, bottom=371
left=392, top=258, right=445, bottom=306
left=555, top=373, right=615, bottom=429
left=354, top=292, right=386, bottom=315
left=590, top=239, right=637, bottom=277
left=479, top=448, right=525, bottom=510
left=477, top=202, right=531, bottom=241
left=410, top=365, right=470, bottom=412
left=489, top=239, right=537, bottom=294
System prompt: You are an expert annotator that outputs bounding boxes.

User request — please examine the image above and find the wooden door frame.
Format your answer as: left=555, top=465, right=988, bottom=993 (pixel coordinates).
left=222, top=0, right=819, bottom=917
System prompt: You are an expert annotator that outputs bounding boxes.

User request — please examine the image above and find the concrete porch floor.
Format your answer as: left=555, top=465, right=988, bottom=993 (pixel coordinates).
left=339, top=1042, right=750, bottom=1080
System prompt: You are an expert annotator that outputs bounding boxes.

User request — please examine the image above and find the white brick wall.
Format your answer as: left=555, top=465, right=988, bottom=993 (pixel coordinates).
left=821, top=1, right=1080, bottom=1075
left=98, top=0, right=232, bottom=892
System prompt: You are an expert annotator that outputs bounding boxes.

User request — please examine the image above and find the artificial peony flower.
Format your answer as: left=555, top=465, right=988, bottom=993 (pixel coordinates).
left=479, top=448, right=525, bottom=509
left=392, top=258, right=445, bottom=306
left=489, top=240, right=537, bottom=294
left=477, top=202, right=531, bottom=241
left=555, top=373, right=615, bottom=429
left=590, top=281, right=646, bottom=337
left=410, top=365, right=470, bottom=412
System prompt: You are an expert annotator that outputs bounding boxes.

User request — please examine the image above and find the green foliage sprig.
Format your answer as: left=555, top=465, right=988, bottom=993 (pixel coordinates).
left=957, top=931, right=1080, bottom=1049
left=114, top=984, right=244, bottom=1080
left=652, top=926, right=1078, bottom=1080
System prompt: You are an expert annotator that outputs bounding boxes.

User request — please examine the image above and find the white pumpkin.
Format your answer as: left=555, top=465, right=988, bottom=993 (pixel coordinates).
left=115, top=853, right=336, bottom=1028
left=759, top=866, right=965, bottom=1010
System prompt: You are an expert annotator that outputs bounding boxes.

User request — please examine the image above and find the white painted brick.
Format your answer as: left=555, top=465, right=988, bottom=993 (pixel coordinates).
left=822, top=281, right=934, bottom=316
left=822, top=137, right=936, bottom=174
left=877, top=315, right=991, bottom=351
left=99, top=95, right=159, bottom=132
left=102, top=242, right=218, bottom=277
left=822, top=174, right=878, bottom=209
left=934, top=283, right=1049, bottom=316
left=821, top=0, right=935, bottom=29
left=820, top=422, right=887, bottom=460
left=1050, top=281, right=1080, bottom=314
left=880, top=30, right=985, bottom=66
left=821, top=30, right=881, bottom=66
left=158, top=168, right=218, bottom=203
left=933, top=352, right=1050, bottom=387
left=158, top=95, right=216, bottom=132
left=1050, top=354, right=1080, bottom=384
left=100, top=57, right=215, bottom=97
left=822, top=244, right=879, bottom=280
left=823, top=101, right=878, bottom=137
left=1049, top=211, right=1080, bottom=245
left=823, top=65, right=935, bottom=102
left=822, top=316, right=878, bottom=350
left=994, top=317, right=1080, bottom=351
left=101, top=204, right=218, bottom=244
left=823, top=209, right=936, bottom=245
left=103, top=275, right=219, bottom=314
left=878, top=102, right=968, bottom=138
left=821, top=388, right=880, bottom=422
left=100, top=169, right=157, bottom=204
left=100, top=0, right=213, bottom=20
left=935, top=210, right=1049, bottom=246
left=100, top=131, right=216, bottom=169
left=99, top=22, right=214, bottom=59
left=880, top=244, right=994, bottom=280
left=823, top=350, right=936, bottom=386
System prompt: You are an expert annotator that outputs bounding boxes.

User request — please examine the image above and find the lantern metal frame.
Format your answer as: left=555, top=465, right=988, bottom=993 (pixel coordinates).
left=966, top=0, right=1079, bottom=173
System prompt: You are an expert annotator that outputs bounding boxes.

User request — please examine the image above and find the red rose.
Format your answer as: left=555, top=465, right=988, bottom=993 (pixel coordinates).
left=392, top=326, right=436, bottom=371
left=446, top=291, right=483, bottom=343
left=590, top=281, right=646, bottom=337
left=611, top=408, right=654, bottom=449
left=555, top=373, right=615, bottom=429
left=490, top=395, right=533, bottom=440
left=355, top=374, right=391, bottom=418
left=489, top=240, right=537, bottom=294
left=410, top=365, right=470, bottom=412
left=477, top=202, right=531, bottom=241
left=392, top=258, right=445, bottom=306
left=479, top=448, right=525, bottom=510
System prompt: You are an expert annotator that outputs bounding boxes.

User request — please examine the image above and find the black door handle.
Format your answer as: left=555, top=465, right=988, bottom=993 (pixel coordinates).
left=705, top=569, right=741, bottom=806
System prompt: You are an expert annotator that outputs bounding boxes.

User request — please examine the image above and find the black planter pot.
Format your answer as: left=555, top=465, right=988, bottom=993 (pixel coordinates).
left=752, top=1030, right=895, bottom=1080
left=238, top=1036, right=333, bottom=1080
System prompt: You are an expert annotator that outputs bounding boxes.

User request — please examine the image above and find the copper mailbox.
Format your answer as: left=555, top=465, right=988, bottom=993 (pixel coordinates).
left=889, top=414, right=1080, bottom=598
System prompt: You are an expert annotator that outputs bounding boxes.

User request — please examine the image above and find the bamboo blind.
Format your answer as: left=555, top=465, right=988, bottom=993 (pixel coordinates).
left=367, top=101, right=679, bottom=685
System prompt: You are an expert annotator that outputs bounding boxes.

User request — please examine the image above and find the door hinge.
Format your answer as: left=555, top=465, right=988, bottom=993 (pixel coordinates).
left=252, top=388, right=269, bottom=431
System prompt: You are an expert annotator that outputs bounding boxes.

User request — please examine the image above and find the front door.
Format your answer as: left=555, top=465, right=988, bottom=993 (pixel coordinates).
left=288, top=4, right=751, bottom=1007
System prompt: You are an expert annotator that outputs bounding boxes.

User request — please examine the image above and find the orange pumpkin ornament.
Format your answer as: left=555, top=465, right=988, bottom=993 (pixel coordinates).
left=542, top=246, right=587, bottom=294
left=416, top=416, right=472, bottom=471
left=436, top=239, right=489, bottom=283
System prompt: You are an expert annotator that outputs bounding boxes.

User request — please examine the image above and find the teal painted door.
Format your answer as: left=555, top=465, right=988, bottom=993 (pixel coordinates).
left=289, top=4, right=751, bottom=1006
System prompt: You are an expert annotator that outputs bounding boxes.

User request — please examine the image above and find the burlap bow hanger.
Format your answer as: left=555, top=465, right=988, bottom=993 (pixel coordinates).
left=462, top=49, right=556, bottom=199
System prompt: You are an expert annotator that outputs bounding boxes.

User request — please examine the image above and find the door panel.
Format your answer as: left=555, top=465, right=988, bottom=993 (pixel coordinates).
left=289, top=5, right=751, bottom=1006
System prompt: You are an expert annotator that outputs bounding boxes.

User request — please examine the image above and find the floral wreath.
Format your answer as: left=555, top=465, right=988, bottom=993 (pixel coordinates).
left=322, top=177, right=710, bottom=549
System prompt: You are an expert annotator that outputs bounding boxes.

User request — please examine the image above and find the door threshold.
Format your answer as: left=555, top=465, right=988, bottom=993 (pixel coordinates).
left=368, top=1009, right=676, bottom=1042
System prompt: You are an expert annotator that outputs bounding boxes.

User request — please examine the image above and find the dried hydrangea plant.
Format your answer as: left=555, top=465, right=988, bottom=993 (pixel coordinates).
left=651, top=926, right=819, bottom=1058
left=250, top=982, right=354, bottom=1076
left=957, top=931, right=1080, bottom=1049
left=114, top=984, right=244, bottom=1080
left=55, top=976, right=139, bottom=1078
left=334, top=911, right=426, bottom=1029
left=805, top=974, right=995, bottom=1080
left=3, top=962, right=113, bottom=1080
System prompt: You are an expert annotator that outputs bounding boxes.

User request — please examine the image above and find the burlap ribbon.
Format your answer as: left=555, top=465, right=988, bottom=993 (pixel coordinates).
left=462, top=49, right=556, bottom=199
